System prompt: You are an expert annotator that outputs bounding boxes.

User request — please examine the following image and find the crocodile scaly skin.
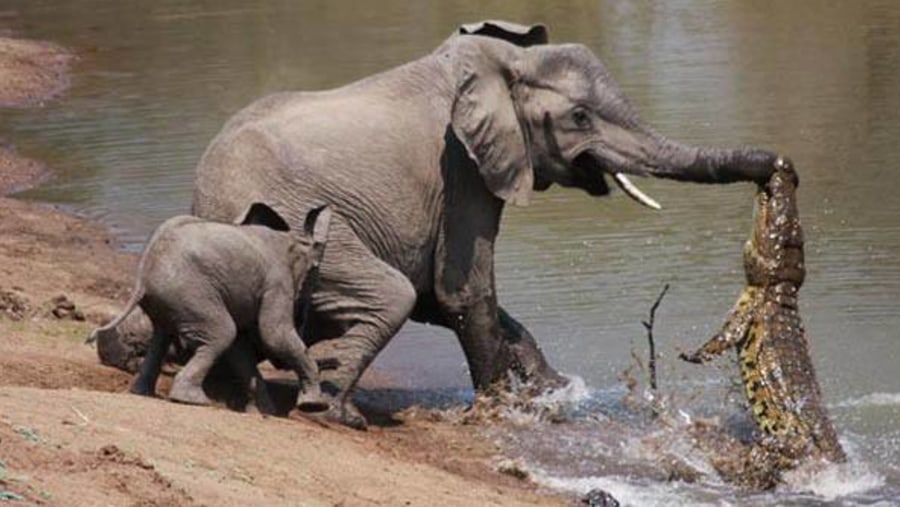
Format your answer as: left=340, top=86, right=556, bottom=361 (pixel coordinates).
left=682, top=158, right=845, bottom=468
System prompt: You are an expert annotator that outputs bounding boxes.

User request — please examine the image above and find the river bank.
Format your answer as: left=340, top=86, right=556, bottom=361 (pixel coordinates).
left=0, top=36, right=72, bottom=192
left=0, top=36, right=567, bottom=506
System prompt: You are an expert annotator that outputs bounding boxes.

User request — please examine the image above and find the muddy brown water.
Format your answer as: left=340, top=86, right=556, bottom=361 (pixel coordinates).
left=2, top=1, right=899, bottom=504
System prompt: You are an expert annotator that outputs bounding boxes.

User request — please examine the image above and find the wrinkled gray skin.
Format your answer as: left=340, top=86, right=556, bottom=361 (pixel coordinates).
left=190, top=21, right=781, bottom=429
left=88, top=202, right=332, bottom=414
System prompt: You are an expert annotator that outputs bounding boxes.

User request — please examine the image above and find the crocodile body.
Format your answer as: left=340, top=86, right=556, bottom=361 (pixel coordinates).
left=682, top=158, right=845, bottom=474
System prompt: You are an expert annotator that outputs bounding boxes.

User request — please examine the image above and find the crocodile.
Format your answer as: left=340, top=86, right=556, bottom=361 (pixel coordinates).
left=680, top=157, right=845, bottom=484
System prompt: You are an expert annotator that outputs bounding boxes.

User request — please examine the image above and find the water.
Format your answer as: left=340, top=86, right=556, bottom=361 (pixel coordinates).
left=3, top=1, right=899, bottom=503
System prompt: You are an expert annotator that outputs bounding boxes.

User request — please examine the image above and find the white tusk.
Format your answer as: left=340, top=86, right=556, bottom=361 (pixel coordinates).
left=613, top=173, right=662, bottom=210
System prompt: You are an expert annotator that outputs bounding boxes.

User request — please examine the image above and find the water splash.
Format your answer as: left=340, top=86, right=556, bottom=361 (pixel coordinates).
left=531, top=471, right=725, bottom=507
left=469, top=380, right=898, bottom=505
left=528, top=374, right=592, bottom=419
left=780, top=459, right=884, bottom=501
left=832, top=392, right=900, bottom=409
left=386, top=372, right=897, bottom=504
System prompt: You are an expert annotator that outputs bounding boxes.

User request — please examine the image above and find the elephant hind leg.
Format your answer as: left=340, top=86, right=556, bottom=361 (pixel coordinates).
left=223, top=340, right=278, bottom=415
left=169, top=312, right=237, bottom=406
left=307, top=225, right=417, bottom=429
left=129, top=324, right=169, bottom=397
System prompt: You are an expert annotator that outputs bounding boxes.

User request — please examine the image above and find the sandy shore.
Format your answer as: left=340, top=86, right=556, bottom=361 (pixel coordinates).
left=0, top=37, right=72, bottom=192
left=0, top=36, right=73, bottom=108
left=0, top=36, right=568, bottom=505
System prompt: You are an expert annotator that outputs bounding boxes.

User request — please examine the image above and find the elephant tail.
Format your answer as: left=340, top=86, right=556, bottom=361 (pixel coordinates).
left=85, top=281, right=145, bottom=346
left=85, top=216, right=185, bottom=346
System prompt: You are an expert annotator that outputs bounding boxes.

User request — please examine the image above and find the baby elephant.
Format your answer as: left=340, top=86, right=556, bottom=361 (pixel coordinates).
left=87, top=202, right=331, bottom=414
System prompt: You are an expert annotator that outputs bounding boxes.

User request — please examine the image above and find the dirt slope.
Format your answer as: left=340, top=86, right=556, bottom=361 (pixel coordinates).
left=0, top=386, right=558, bottom=506
left=0, top=193, right=563, bottom=507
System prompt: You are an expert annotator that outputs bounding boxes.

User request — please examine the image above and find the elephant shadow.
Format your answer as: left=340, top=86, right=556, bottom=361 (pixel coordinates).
left=202, top=361, right=470, bottom=427
left=352, top=386, right=473, bottom=425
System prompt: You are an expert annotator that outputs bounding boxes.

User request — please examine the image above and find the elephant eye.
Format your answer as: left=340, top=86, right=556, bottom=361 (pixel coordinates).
left=571, top=108, right=592, bottom=129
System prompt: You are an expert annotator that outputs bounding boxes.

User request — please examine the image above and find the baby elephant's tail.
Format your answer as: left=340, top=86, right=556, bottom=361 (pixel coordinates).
left=85, top=284, right=144, bottom=345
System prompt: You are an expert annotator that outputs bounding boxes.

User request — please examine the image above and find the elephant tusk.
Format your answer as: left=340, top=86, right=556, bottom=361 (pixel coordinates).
left=613, top=173, right=662, bottom=210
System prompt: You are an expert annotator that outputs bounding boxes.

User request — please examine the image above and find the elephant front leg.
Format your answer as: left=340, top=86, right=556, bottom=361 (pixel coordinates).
left=440, top=291, right=504, bottom=390
left=434, top=238, right=539, bottom=390
left=434, top=189, right=561, bottom=392
left=441, top=299, right=565, bottom=392
left=407, top=296, right=566, bottom=391
left=497, top=307, right=567, bottom=391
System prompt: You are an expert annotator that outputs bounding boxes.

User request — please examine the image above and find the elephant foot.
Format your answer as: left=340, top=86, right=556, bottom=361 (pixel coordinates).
left=128, top=381, right=156, bottom=397
left=331, top=402, right=368, bottom=430
left=253, top=396, right=278, bottom=416
left=307, top=400, right=367, bottom=430
left=250, top=380, right=279, bottom=416
left=295, top=381, right=329, bottom=414
left=504, top=343, right=568, bottom=395
left=169, top=380, right=213, bottom=406
left=296, top=393, right=330, bottom=415
left=297, top=400, right=331, bottom=414
left=497, top=308, right=568, bottom=393
left=297, top=389, right=331, bottom=414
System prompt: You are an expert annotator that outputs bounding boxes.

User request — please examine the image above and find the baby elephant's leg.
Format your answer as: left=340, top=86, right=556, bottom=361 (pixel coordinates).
left=258, top=289, right=327, bottom=413
left=130, top=326, right=169, bottom=396
left=169, top=312, right=237, bottom=406
left=224, top=340, right=278, bottom=415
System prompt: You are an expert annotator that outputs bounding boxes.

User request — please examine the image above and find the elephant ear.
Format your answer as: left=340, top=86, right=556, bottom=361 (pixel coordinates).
left=451, top=48, right=533, bottom=206
left=236, top=202, right=291, bottom=232
left=303, top=205, right=332, bottom=268
left=457, top=20, right=548, bottom=47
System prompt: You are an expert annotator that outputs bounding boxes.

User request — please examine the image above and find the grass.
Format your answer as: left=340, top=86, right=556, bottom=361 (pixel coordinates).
left=0, top=460, right=26, bottom=502
left=0, top=491, right=25, bottom=501
left=13, top=426, right=41, bottom=443
left=0, top=314, right=94, bottom=349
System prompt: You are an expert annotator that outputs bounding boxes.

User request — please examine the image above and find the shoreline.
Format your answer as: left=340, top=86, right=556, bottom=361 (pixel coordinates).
left=0, top=36, right=71, bottom=195
left=0, top=144, right=53, bottom=196
left=0, top=35, right=568, bottom=505
left=0, top=36, right=73, bottom=108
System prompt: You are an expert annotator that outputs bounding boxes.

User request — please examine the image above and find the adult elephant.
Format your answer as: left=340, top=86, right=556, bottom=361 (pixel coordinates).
left=191, top=21, right=781, bottom=429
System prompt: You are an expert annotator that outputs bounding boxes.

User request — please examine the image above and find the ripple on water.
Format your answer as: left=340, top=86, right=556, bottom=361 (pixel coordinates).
left=832, top=392, right=900, bottom=409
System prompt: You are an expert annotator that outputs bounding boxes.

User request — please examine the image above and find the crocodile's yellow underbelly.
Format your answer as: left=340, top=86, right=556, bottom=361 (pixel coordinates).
left=738, top=306, right=809, bottom=444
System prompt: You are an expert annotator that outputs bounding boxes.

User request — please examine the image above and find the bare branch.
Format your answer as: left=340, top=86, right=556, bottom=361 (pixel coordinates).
left=641, top=284, right=670, bottom=391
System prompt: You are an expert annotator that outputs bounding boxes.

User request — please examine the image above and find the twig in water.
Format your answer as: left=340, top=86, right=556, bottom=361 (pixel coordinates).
left=642, top=284, right=669, bottom=391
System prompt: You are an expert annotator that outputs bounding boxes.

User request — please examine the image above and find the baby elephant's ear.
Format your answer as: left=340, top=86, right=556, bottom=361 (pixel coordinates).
left=236, top=202, right=291, bottom=232
left=457, top=20, right=548, bottom=47
left=303, top=205, right=332, bottom=246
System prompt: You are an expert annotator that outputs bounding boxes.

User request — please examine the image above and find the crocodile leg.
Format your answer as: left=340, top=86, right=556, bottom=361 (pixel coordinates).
left=680, top=287, right=761, bottom=364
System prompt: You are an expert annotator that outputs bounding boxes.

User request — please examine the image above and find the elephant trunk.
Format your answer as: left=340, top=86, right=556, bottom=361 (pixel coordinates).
left=646, top=133, right=779, bottom=184
left=581, top=124, right=781, bottom=205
